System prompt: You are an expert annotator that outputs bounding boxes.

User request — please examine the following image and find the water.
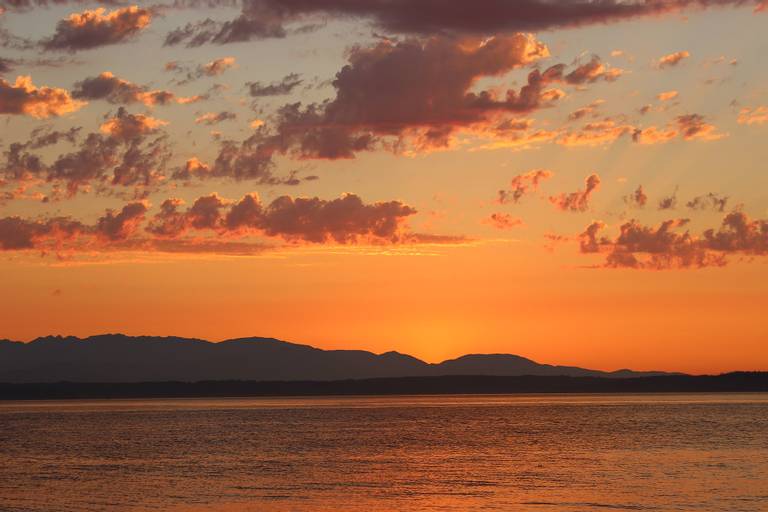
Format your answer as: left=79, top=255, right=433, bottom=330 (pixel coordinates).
left=1, top=394, right=767, bottom=511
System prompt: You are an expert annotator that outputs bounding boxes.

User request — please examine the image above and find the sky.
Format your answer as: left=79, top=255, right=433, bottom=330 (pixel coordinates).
left=0, top=0, right=767, bottom=374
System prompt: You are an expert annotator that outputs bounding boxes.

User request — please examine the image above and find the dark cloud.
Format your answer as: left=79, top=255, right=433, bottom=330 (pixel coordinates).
left=624, top=185, right=648, bottom=208
left=95, top=201, right=147, bottom=241
left=247, top=73, right=303, bottom=97
left=164, top=0, right=763, bottom=46
left=0, top=215, right=85, bottom=250
left=146, top=194, right=229, bottom=237
left=147, top=192, right=419, bottom=244
left=0, top=57, right=14, bottom=73
left=578, top=211, right=768, bottom=269
left=72, top=72, right=183, bottom=105
left=2, top=108, right=171, bottom=196
left=549, top=173, right=601, bottom=212
left=658, top=189, right=679, bottom=210
left=229, top=193, right=417, bottom=243
left=497, top=169, right=552, bottom=204
left=248, top=35, right=560, bottom=159
left=41, top=6, right=152, bottom=52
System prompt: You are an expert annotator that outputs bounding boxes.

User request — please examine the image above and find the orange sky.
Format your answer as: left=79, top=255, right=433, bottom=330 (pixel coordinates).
left=1, top=1, right=767, bottom=374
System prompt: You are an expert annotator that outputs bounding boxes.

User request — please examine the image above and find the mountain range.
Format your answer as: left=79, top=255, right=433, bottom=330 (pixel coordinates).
left=0, top=334, right=676, bottom=383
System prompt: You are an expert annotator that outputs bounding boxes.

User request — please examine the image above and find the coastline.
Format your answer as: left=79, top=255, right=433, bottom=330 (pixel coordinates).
left=2, top=372, right=766, bottom=401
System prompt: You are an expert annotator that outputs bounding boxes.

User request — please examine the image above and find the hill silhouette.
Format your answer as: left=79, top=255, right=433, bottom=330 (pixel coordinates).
left=0, top=334, right=674, bottom=383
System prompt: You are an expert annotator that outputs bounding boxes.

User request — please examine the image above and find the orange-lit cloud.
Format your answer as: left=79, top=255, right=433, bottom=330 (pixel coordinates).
left=560, top=56, right=623, bottom=84
left=0, top=75, right=85, bottom=118
left=497, top=169, right=553, bottom=204
left=549, top=173, right=601, bottom=212
left=100, top=109, right=168, bottom=140
left=676, top=113, right=725, bottom=141
left=656, top=50, right=691, bottom=68
left=568, top=99, right=604, bottom=121
left=167, top=56, right=238, bottom=85
left=95, top=202, right=148, bottom=241
left=657, top=90, right=679, bottom=101
left=633, top=114, right=725, bottom=144
left=558, top=119, right=634, bottom=147
left=42, top=6, right=151, bottom=52
left=738, top=106, right=768, bottom=125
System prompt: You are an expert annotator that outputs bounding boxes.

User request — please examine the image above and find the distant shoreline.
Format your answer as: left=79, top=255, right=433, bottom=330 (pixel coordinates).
left=1, top=372, right=766, bottom=400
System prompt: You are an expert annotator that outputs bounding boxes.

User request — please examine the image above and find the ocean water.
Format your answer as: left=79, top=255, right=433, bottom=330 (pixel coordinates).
left=1, top=394, right=767, bottom=511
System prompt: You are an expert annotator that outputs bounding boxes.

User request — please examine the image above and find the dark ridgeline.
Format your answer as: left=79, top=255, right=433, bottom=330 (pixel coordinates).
left=1, top=334, right=765, bottom=400
left=0, top=334, right=675, bottom=383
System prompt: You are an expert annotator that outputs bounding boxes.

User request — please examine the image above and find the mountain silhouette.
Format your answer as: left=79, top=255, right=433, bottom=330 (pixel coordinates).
left=0, top=334, right=674, bottom=383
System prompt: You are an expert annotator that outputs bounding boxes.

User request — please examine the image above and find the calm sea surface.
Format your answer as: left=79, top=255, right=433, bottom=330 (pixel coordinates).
left=1, top=394, right=767, bottom=511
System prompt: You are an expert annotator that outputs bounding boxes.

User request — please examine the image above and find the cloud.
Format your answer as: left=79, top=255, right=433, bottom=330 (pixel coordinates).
left=248, top=73, right=303, bottom=97
left=0, top=57, right=15, bottom=73
left=549, top=173, right=600, bottom=212
left=72, top=72, right=181, bottom=106
left=558, top=119, right=634, bottom=147
left=561, top=56, right=623, bottom=85
left=202, top=56, right=236, bottom=76
left=737, top=106, right=768, bottom=125
left=2, top=108, right=172, bottom=195
left=497, top=169, right=552, bottom=204
left=657, top=50, right=691, bottom=68
left=632, top=125, right=678, bottom=145
left=675, top=114, right=725, bottom=141
left=657, top=90, right=679, bottom=101
left=0, top=192, right=462, bottom=256
left=164, top=0, right=763, bottom=46
left=624, top=185, right=648, bottom=208
left=226, top=193, right=418, bottom=243
left=95, top=201, right=147, bottom=241
left=149, top=192, right=420, bottom=244
left=633, top=114, right=725, bottom=144
left=194, top=111, right=237, bottom=125
left=167, top=57, right=237, bottom=84
left=170, top=131, right=286, bottom=183
left=686, top=192, right=729, bottom=212
left=658, top=189, right=679, bottom=210
left=146, top=194, right=229, bottom=237
left=42, top=6, right=152, bottom=52
left=256, top=35, right=559, bottom=158
left=577, top=211, right=768, bottom=269
left=484, top=213, right=524, bottom=230
left=0, top=215, right=85, bottom=250
left=0, top=75, right=85, bottom=118
left=99, top=108, right=167, bottom=141
left=568, top=99, right=604, bottom=121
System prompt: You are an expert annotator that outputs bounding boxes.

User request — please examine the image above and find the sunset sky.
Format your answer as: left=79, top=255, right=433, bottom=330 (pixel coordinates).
left=1, top=0, right=767, bottom=374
